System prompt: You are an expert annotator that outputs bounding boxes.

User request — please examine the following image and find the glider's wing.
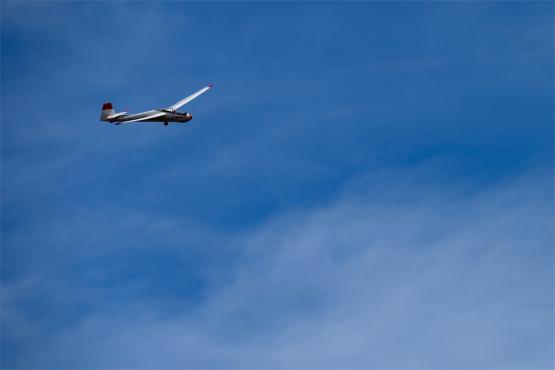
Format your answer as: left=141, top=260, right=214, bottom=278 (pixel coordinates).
left=165, top=84, right=213, bottom=112
left=117, top=111, right=166, bottom=124
left=106, top=112, right=128, bottom=120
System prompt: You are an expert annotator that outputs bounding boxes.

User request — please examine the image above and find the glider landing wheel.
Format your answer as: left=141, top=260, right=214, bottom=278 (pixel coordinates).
left=164, top=122, right=168, bottom=126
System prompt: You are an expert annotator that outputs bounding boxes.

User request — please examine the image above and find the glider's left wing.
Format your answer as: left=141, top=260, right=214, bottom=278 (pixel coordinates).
left=165, top=84, right=213, bottom=112
left=106, top=112, right=128, bottom=120
left=118, top=111, right=166, bottom=124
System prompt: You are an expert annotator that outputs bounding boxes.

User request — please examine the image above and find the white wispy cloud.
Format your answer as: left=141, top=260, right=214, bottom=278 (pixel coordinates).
left=4, top=166, right=552, bottom=369
left=2, top=3, right=552, bottom=369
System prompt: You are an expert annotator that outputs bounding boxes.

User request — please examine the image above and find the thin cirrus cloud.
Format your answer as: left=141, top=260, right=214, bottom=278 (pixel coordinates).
left=1, top=1, right=553, bottom=369
left=3, top=165, right=553, bottom=369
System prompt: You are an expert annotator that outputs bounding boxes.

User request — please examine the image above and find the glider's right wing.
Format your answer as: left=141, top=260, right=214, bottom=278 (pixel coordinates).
left=165, top=84, right=213, bottom=112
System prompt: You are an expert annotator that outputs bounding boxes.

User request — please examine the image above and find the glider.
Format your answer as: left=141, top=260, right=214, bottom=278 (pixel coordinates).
left=100, top=84, right=213, bottom=126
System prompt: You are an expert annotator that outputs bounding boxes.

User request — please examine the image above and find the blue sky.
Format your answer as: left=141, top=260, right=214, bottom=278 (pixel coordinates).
left=1, top=2, right=553, bottom=368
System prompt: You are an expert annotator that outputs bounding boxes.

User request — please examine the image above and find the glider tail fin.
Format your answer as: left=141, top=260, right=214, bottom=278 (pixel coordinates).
left=100, top=102, right=115, bottom=121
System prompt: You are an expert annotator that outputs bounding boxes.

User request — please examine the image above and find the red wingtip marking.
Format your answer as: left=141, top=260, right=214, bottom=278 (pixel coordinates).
left=208, top=83, right=213, bottom=88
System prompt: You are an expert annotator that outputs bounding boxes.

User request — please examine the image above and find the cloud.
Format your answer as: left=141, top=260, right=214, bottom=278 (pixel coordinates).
left=3, top=165, right=552, bottom=369
left=1, top=3, right=552, bottom=369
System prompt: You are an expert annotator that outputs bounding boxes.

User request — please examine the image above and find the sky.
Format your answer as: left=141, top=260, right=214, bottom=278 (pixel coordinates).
left=1, top=1, right=553, bottom=369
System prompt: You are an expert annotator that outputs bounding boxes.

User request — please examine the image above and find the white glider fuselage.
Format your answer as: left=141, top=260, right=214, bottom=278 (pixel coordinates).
left=109, top=110, right=192, bottom=124
left=100, top=84, right=212, bottom=126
